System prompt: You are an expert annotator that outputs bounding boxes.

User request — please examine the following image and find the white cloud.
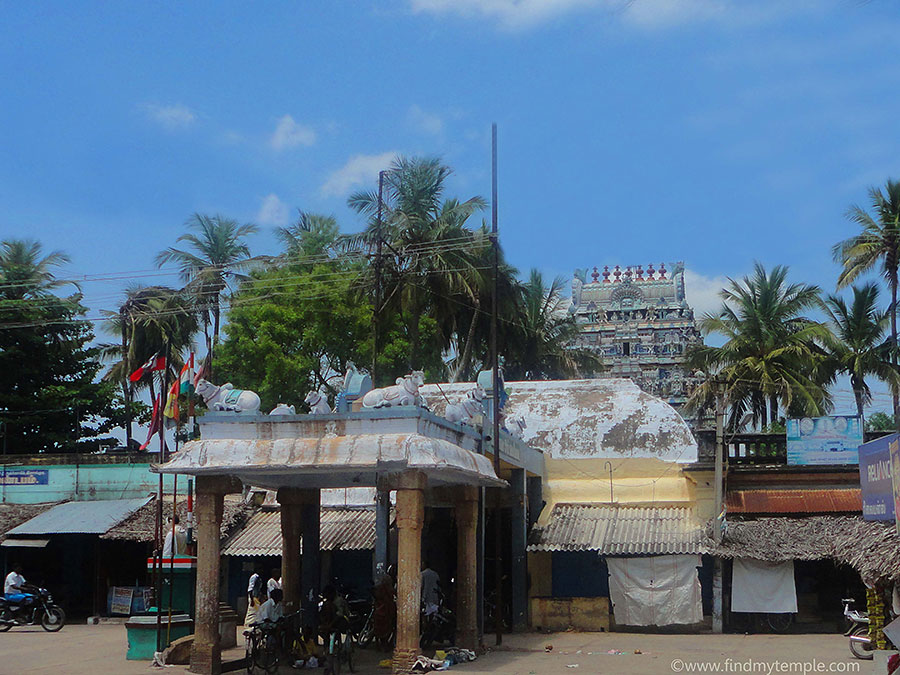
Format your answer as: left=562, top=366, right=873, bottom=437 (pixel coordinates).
left=142, top=103, right=196, bottom=130
left=256, top=193, right=290, bottom=227
left=683, top=268, right=728, bottom=318
left=321, top=152, right=397, bottom=198
left=408, top=0, right=820, bottom=31
left=408, top=104, right=444, bottom=136
left=270, top=115, right=316, bottom=151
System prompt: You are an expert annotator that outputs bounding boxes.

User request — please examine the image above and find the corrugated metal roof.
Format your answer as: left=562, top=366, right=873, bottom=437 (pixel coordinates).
left=6, top=497, right=152, bottom=536
left=726, top=489, right=862, bottom=514
left=222, top=507, right=379, bottom=557
left=528, top=504, right=704, bottom=555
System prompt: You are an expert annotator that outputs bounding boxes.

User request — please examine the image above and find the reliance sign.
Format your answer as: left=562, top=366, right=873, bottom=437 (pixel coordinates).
left=858, top=433, right=898, bottom=522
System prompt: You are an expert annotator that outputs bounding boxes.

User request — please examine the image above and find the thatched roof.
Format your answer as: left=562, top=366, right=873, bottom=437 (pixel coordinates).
left=0, top=503, right=59, bottom=541
left=101, top=494, right=254, bottom=543
left=715, top=516, right=900, bottom=585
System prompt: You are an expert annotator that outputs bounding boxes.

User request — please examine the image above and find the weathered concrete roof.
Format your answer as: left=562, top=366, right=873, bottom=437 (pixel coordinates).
left=155, top=432, right=503, bottom=489
left=528, top=503, right=704, bottom=555
left=421, top=378, right=697, bottom=463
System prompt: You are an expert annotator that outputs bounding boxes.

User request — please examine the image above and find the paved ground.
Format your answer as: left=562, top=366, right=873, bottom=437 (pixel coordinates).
left=0, top=625, right=869, bottom=675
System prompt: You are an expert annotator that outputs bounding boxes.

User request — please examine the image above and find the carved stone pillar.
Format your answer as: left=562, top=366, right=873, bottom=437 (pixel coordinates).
left=392, top=471, right=426, bottom=674
left=189, top=477, right=226, bottom=674
left=455, top=485, right=479, bottom=650
left=277, top=488, right=305, bottom=613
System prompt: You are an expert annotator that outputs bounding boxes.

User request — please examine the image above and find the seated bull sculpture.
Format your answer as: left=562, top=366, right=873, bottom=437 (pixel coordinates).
left=445, top=385, right=486, bottom=426
left=362, top=371, right=426, bottom=409
left=196, top=379, right=261, bottom=413
left=304, top=389, right=331, bottom=414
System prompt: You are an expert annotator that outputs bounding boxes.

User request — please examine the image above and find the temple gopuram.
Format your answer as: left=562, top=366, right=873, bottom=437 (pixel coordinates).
left=569, top=262, right=703, bottom=410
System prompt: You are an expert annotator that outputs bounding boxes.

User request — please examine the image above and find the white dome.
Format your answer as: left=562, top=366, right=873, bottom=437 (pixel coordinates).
left=421, top=378, right=697, bottom=463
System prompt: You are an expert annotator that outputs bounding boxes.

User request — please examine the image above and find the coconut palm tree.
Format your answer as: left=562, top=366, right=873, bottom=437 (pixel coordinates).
left=276, top=211, right=339, bottom=260
left=101, top=285, right=199, bottom=446
left=346, top=156, right=490, bottom=373
left=503, top=269, right=600, bottom=381
left=686, top=263, right=831, bottom=428
left=155, top=214, right=258, bottom=370
left=833, top=179, right=900, bottom=425
left=0, top=239, right=76, bottom=300
left=822, top=283, right=900, bottom=419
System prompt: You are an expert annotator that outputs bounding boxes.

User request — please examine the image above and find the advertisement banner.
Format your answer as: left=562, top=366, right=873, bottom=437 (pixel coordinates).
left=110, top=586, right=134, bottom=615
left=858, top=434, right=897, bottom=521
left=891, top=437, right=900, bottom=535
left=786, top=416, right=863, bottom=465
left=0, top=469, right=49, bottom=486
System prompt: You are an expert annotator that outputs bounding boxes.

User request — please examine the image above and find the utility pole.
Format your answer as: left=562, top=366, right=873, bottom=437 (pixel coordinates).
left=712, top=378, right=725, bottom=633
left=490, top=123, right=503, bottom=647
left=372, top=170, right=385, bottom=386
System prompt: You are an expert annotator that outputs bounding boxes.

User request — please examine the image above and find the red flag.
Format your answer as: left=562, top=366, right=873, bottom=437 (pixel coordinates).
left=129, top=353, right=166, bottom=382
left=140, top=395, right=162, bottom=450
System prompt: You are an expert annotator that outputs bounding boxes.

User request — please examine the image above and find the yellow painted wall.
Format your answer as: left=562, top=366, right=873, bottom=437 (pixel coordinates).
left=538, top=456, right=714, bottom=526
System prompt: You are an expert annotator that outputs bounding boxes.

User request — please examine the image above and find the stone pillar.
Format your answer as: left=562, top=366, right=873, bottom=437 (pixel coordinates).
left=190, top=478, right=226, bottom=675
left=374, top=483, right=391, bottom=579
left=455, top=485, right=479, bottom=651
left=301, top=490, right=321, bottom=632
left=509, top=469, right=527, bottom=632
left=712, top=558, right=723, bottom=633
left=393, top=471, right=426, bottom=674
left=277, top=488, right=304, bottom=613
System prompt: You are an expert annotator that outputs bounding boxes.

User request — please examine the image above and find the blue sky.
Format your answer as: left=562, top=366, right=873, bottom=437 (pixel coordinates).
left=2, top=0, right=899, bottom=415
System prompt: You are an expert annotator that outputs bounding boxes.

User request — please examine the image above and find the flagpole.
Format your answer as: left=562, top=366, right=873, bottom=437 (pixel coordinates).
left=155, top=343, right=168, bottom=656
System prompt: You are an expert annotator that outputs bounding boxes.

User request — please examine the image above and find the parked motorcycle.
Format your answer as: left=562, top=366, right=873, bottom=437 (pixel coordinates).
left=0, top=585, right=66, bottom=632
left=843, top=597, right=874, bottom=660
left=420, top=594, right=455, bottom=649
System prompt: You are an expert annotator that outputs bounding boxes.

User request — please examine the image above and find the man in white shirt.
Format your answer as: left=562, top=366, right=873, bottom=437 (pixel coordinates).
left=421, top=561, right=440, bottom=616
left=266, top=568, right=282, bottom=598
left=4, top=564, right=30, bottom=603
left=257, top=588, right=284, bottom=624
left=245, top=566, right=264, bottom=626
left=162, top=515, right=187, bottom=557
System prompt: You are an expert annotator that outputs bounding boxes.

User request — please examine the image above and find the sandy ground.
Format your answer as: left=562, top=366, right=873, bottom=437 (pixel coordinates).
left=0, top=624, right=869, bottom=675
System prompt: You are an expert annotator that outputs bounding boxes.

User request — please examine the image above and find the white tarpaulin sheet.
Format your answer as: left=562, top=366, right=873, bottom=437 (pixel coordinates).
left=731, top=558, right=797, bottom=613
left=607, top=555, right=703, bottom=626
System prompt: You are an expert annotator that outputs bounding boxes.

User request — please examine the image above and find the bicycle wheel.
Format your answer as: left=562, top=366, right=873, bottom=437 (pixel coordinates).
left=358, top=612, right=375, bottom=648
left=245, top=633, right=257, bottom=674
left=766, top=613, right=792, bottom=633
left=344, top=632, right=355, bottom=673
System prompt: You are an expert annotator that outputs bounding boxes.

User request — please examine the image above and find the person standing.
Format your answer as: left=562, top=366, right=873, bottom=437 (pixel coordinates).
left=162, top=515, right=187, bottom=557
left=245, top=565, right=265, bottom=626
left=267, top=568, right=282, bottom=599
left=421, top=561, right=440, bottom=616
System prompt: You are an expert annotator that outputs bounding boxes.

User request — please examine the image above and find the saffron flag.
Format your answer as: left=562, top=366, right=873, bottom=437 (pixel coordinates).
left=129, top=353, right=166, bottom=382
left=179, top=353, right=195, bottom=395
left=163, top=377, right=180, bottom=421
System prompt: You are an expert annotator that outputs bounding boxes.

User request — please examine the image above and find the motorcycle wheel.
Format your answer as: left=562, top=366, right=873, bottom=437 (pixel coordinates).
left=0, top=619, right=10, bottom=632
left=40, top=606, right=65, bottom=632
left=849, top=625, right=875, bottom=660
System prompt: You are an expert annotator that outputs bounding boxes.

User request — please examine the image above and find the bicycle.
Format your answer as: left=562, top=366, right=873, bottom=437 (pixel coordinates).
left=243, top=621, right=280, bottom=674
left=323, top=628, right=355, bottom=674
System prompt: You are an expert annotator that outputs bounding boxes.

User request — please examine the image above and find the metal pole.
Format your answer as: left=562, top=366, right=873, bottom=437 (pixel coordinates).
left=167, top=472, right=177, bottom=646
left=155, top=347, right=169, bottom=655
left=490, top=122, right=503, bottom=646
left=714, top=380, right=725, bottom=543
left=372, top=170, right=385, bottom=386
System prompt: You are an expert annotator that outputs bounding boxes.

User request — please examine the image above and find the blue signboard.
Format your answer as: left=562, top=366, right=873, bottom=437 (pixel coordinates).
left=786, top=416, right=863, bottom=465
left=0, top=469, right=49, bottom=486
left=859, top=434, right=897, bottom=521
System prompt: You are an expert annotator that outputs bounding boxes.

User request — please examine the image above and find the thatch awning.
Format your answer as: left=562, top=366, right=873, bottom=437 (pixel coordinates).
left=715, top=516, right=900, bottom=584
left=0, top=503, right=59, bottom=541
left=101, top=494, right=253, bottom=543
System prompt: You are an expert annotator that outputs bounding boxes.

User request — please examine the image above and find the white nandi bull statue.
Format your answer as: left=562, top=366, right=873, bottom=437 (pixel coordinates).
left=505, top=415, right=527, bottom=439
left=362, top=371, right=426, bottom=409
left=304, top=389, right=331, bottom=414
left=196, top=379, right=261, bottom=413
left=269, top=403, right=296, bottom=416
left=445, top=385, right=486, bottom=425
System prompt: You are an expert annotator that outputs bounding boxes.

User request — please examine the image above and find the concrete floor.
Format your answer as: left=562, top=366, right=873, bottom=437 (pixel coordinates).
left=0, top=624, right=869, bottom=675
